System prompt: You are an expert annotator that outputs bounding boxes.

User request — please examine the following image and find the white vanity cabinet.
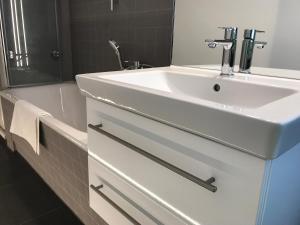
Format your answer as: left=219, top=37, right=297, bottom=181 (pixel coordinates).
left=77, top=66, right=300, bottom=225
left=87, top=98, right=267, bottom=225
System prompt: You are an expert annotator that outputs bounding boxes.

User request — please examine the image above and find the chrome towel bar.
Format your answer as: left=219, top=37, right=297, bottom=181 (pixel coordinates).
left=88, top=123, right=217, bottom=193
left=90, top=184, right=140, bottom=224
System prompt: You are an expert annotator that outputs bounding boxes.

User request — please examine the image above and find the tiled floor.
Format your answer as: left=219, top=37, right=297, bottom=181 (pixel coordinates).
left=0, top=138, right=83, bottom=225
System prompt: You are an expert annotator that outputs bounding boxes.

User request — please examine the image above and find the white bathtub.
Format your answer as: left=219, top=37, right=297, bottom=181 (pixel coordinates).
left=1, top=82, right=87, bottom=149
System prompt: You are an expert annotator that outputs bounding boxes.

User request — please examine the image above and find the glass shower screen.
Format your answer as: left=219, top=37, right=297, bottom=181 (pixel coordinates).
left=1, top=0, right=61, bottom=86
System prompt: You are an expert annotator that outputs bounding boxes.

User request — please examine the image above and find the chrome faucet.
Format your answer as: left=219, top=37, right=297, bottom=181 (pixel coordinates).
left=205, top=27, right=238, bottom=76
left=239, top=29, right=267, bottom=74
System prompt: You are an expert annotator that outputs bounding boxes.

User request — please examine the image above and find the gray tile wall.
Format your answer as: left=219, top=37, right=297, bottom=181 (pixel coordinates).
left=58, top=0, right=74, bottom=81
left=1, top=97, right=107, bottom=225
left=70, top=0, right=175, bottom=74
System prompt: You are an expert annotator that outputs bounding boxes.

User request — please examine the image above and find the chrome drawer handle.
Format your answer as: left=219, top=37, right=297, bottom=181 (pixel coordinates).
left=90, top=184, right=141, bottom=225
left=88, top=124, right=217, bottom=193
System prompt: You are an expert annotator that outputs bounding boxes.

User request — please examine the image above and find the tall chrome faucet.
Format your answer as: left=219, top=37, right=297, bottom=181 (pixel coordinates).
left=205, top=27, right=238, bottom=76
left=239, top=29, right=267, bottom=74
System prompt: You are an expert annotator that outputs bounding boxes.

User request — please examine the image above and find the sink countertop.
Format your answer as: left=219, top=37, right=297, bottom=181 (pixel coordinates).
left=190, top=65, right=300, bottom=80
left=76, top=66, right=300, bottom=159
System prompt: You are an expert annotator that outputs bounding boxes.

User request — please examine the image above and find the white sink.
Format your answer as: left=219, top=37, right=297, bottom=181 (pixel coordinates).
left=102, top=71, right=295, bottom=109
left=76, top=66, right=300, bottom=159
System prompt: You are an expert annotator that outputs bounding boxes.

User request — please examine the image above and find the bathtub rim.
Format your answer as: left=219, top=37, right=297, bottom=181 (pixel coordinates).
left=0, top=91, right=87, bottom=151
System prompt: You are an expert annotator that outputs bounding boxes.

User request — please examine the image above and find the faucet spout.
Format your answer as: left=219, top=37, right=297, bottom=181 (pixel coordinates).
left=205, top=39, right=233, bottom=50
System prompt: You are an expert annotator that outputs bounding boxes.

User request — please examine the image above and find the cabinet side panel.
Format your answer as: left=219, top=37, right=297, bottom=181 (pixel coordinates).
left=257, top=143, right=300, bottom=225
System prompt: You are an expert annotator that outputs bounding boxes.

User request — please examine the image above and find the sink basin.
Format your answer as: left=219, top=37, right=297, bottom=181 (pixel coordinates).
left=102, top=71, right=296, bottom=109
left=76, top=66, right=300, bottom=159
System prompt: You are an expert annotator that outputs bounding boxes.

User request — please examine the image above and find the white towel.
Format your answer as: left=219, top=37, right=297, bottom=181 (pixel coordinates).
left=10, top=100, right=51, bottom=154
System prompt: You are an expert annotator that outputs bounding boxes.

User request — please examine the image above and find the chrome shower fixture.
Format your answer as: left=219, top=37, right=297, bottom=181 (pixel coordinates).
left=108, top=40, right=124, bottom=70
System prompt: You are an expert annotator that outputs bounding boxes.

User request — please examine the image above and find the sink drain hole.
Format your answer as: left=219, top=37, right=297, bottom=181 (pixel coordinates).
left=213, top=84, right=221, bottom=92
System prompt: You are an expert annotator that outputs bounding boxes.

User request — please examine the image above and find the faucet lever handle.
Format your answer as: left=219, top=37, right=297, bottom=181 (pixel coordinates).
left=244, top=29, right=266, bottom=40
left=218, top=26, right=238, bottom=40
left=218, top=26, right=236, bottom=30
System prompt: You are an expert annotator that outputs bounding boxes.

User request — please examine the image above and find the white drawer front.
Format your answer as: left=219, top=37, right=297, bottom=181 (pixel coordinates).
left=87, top=99, right=266, bottom=225
left=89, top=156, right=185, bottom=225
left=89, top=185, right=136, bottom=225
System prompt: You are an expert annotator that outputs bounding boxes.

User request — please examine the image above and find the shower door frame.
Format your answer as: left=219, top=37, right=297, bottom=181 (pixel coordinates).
left=0, top=6, right=9, bottom=89
left=0, top=0, right=63, bottom=88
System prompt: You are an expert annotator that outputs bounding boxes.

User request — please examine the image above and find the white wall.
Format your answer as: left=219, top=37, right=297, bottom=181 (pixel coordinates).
left=270, top=0, right=300, bottom=70
left=172, top=0, right=300, bottom=70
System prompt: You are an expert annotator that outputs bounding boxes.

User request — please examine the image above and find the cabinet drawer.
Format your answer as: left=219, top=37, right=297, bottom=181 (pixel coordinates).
left=89, top=156, right=185, bottom=225
left=87, top=99, right=265, bottom=225
left=89, top=183, right=137, bottom=225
